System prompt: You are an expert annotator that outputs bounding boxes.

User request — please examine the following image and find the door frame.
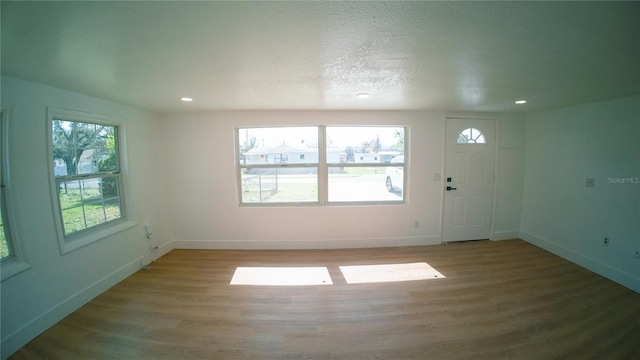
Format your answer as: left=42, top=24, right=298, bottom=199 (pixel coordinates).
left=440, top=115, right=499, bottom=243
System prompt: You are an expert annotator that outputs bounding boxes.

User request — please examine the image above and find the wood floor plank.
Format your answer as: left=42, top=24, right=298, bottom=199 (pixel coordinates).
left=9, top=239, right=640, bottom=359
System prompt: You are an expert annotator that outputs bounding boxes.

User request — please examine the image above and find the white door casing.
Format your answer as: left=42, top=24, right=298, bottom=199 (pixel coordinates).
left=443, top=118, right=496, bottom=242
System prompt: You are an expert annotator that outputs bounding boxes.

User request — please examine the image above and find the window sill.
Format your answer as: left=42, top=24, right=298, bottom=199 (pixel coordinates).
left=1, top=259, right=31, bottom=281
left=58, top=220, right=138, bottom=255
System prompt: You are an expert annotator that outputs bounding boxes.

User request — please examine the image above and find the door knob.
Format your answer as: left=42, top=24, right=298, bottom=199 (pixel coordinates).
left=446, top=186, right=457, bottom=191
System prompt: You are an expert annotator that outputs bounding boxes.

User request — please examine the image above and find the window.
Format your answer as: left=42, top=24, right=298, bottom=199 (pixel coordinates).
left=326, top=126, right=405, bottom=202
left=236, top=126, right=407, bottom=205
left=1, top=108, right=30, bottom=280
left=48, top=108, right=135, bottom=254
left=237, top=127, right=319, bottom=204
left=457, top=128, right=486, bottom=144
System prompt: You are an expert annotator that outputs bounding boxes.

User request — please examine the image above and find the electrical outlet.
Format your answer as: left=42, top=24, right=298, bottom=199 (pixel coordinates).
left=144, top=224, right=153, bottom=238
left=603, top=237, right=609, bottom=246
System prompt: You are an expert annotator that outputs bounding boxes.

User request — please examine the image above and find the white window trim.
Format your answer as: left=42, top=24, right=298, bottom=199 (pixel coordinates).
left=47, top=108, right=136, bottom=255
left=1, top=106, right=31, bottom=280
left=236, top=125, right=408, bottom=206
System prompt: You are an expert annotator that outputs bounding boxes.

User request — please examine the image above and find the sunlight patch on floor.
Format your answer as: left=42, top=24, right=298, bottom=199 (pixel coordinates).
left=339, top=262, right=445, bottom=284
left=230, top=267, right=333, bottom=286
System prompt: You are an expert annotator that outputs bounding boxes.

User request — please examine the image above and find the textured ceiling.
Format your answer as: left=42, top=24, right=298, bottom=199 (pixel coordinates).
left=2, top=1, right=639, bottom=115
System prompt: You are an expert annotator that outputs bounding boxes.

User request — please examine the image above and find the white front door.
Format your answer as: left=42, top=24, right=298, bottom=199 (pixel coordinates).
left=443, top=118, right=495, bottom=242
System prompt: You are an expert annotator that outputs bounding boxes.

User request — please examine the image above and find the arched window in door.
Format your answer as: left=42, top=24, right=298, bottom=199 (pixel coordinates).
left=457, top=128, right=486, bottom=144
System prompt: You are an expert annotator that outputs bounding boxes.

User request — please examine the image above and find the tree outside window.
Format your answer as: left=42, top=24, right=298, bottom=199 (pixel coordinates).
left=52, top=119, right=123, bottom=236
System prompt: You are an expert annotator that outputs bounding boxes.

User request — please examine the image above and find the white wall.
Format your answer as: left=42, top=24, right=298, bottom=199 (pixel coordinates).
left=163, top=110, right=525, bottom=249
left=493, top=115, right=526, bottom=240
left=0, top=77, right=171, bottom=358
left=520, top=95, right=640, bottom=293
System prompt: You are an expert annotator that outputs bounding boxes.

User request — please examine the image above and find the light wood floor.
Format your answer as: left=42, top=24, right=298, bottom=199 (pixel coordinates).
left=10, top=239, right=640, bottom=359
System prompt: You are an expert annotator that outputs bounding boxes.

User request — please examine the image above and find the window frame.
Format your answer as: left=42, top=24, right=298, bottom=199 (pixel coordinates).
left=235, top=125, right=408, bottom=206
left=47, top=108, right=136, bottom=255
left=1, top=106, right=31, bottom=280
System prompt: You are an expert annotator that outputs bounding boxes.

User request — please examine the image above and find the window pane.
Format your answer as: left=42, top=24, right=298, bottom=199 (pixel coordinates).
left=457, top=128, right=486, bottom=144
left=104, top=198, right=123, bottom=222
left=60, top=181, right=88, bottom=234
left=0, top=111, right=13, bottom=261
left=52, top=120, right=117, bottom=176
left=238, top=127, right=319, bottom=166
left=100, top=176, right=120, bottom=199
left=240, top=168, right=317, bottom=203
left=326, top=127, right=405, bottom=164
left=84, top=199, right=108, bottom=228
left=0, top=194, right=9, bottom=259
left=0, top=230, right=8, bottom=259
left=328, top=166, right=403, bottom=202
left=58, top=177, right=123, bottom=236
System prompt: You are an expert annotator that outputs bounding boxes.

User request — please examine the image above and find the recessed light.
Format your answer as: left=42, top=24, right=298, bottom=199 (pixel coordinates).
left=356, top=93, right=371, bottom=99
left=180, top=97, right=194, bottom=102
left=515, top=100, right=527, bottom=105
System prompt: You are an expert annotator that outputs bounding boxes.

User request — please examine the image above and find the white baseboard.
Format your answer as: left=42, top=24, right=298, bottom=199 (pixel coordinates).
left=140, top=241, right=174, bottom=268
left=0, top=241, right=173, bottom=360
left=491, top=230, right=520, bottom=241
left=172, top=235, right=442, bottom=250
left=520, top=231, right=639, bottom=294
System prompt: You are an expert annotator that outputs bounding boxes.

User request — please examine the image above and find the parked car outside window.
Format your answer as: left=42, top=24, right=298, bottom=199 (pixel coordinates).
left=385, top=155, right=404, bottom=193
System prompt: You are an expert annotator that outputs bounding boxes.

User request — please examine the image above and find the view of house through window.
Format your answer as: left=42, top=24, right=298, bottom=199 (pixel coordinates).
left=237, top=126, right=406, bottom=204
left=238, top=127, right=319, bottom=203
left=52, top=119, right=123, bottom=236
